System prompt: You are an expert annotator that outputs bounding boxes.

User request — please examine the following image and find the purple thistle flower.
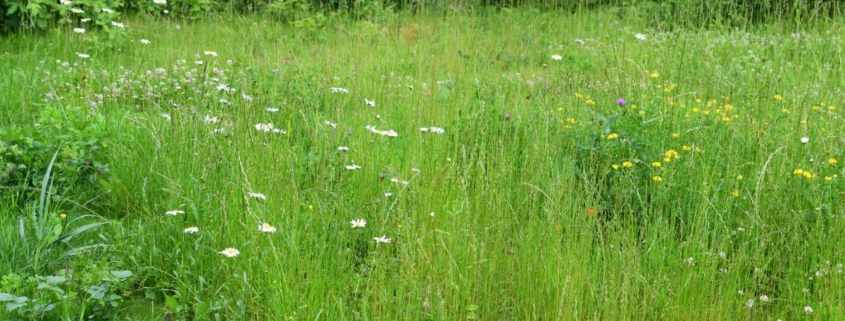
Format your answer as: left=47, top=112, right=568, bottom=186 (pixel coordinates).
left=616, top=98, right=626, bottom=107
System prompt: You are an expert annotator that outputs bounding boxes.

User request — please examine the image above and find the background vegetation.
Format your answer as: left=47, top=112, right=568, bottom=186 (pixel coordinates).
left=2, top=0, right=845, bottom=319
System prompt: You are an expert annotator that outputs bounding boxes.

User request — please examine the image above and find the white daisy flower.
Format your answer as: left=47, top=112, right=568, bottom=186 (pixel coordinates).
left=325, top=120, right=337, bottom=128
left=266, top=107, right=279, bottom=112
left=73, top=28, right=85, bottom=34
left=364, top=99, right=375, bottom=107
left=184, top=226, right=199, bottom=234
left=430, top=127, right=444, bottom=134
left=258, top=222, right=277, bottom=233
left=338, top=146, right=349, bottom=151
left=153, top=0, right=167, bottom=4
left=551, top=54, right=562, bottom=61
left=373, top=235, right=391, bottom=244
left=350, top=219, right=366, bottom=228
left=140, top=39, right=150, bottom=45
left=804, top=306, right=813, bottom=314
left=70, top=8, right=83, bottom=13
left=759, top=295, right=768, bottom=302
left=331, top=87, right=348, bottom=93
left=255, top=123, right=274, bottom=132
left=248, top=192, right=267, bottom=201
left=420, top=127, right=429, bottom=132
left=102, top=8, right=114, bottom=13
left=165, top=210, right=185, bottom=216
left=384, top=192, right=392, bottom=197
left=204, top=50, right=218, bottom=57
left=801, top=136, right=810, bottom=144
left=345, top=164, right=361, bottom=170
left=204, top=115, right=219, bottom=124
left=77, top=53, right=89, bottom=59
left=635, top=33, right=647, bottom=40
left=110, top=21, right=124, bottom=28
left=219, top=248, right=240, bottom=257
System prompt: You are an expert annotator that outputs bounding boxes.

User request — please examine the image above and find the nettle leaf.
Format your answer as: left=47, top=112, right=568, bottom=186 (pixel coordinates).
left=110, top=270, right=132, bottom=279
left=45, top=275, right=66, bottom=285
left=0, top=293, right=15, bottom=301
left=87, top=285, right=107, bottom=300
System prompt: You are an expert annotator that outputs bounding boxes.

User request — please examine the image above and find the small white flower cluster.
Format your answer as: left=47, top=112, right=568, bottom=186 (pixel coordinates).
left=255, top=123, right=286, bottom=134
left=345, top=164, right=362, bottom=171
left=204, top=115, right=219, bottom=124
left=366, top=125, right=398, bottom=137
left=331, top=87, right=349, bottom=93
left=420, top=127, right=444, bottom=134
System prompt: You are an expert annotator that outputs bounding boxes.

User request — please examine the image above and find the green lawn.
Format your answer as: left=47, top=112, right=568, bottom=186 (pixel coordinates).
left=1, top=7, right=844, bottom=320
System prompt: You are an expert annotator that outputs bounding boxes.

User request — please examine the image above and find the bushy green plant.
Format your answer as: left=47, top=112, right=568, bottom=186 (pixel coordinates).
left=0, top=265, right=134, bottom=319
left=0, top=103, right=109, bottom=197
left=0, top=0, right=127, bottom=32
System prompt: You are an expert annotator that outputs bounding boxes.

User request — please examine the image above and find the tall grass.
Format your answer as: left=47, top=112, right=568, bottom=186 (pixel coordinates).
left=2, top=5, right=845, bottom=320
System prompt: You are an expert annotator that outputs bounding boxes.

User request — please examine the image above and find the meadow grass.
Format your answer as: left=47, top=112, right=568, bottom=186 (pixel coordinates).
left=2, top=7, right=845, bottom=320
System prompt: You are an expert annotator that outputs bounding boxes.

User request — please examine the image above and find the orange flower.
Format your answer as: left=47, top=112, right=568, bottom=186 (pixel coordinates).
left=586, top=209, right=597, bottom=216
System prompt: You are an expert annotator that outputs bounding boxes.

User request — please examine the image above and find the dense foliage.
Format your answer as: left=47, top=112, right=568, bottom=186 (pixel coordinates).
left=3, top=0, right=843, bottom=34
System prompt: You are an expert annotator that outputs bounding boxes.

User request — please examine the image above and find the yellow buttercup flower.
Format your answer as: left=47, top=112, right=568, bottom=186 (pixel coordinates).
left=622, top=161, right=634, bottom=168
